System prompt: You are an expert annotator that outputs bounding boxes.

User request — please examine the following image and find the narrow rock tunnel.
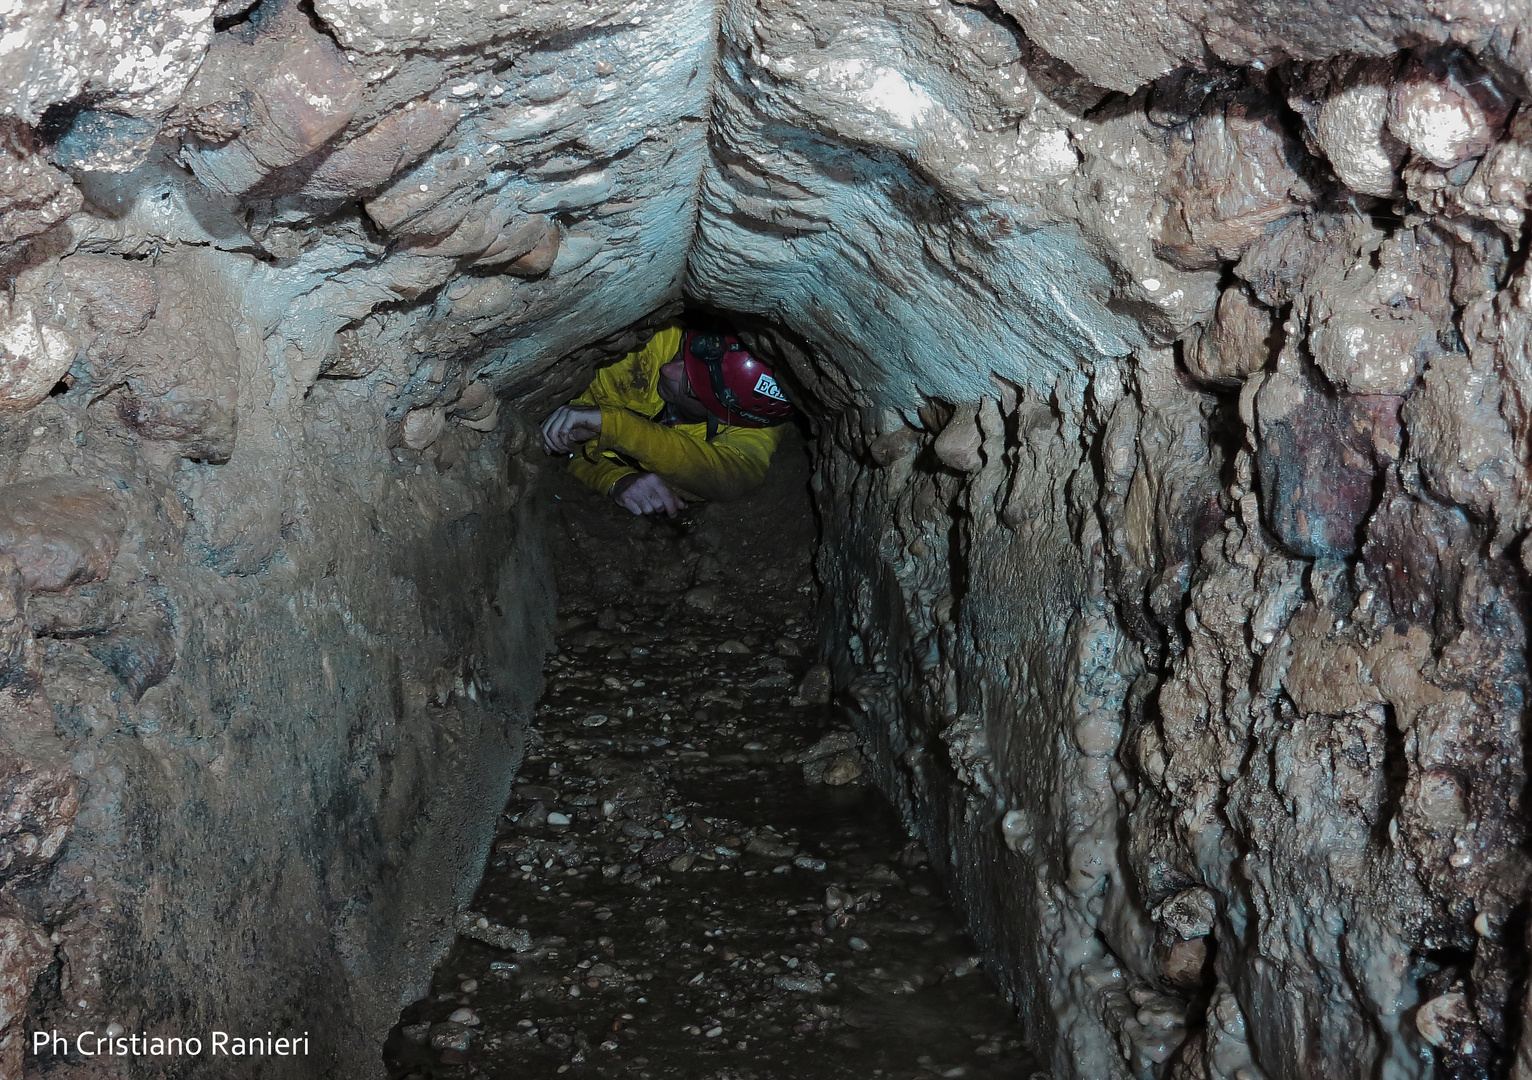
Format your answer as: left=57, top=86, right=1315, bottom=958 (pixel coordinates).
left=378, top=416, right=1042, bottom=1079
left=1, top=0, right=1531, bottom=1078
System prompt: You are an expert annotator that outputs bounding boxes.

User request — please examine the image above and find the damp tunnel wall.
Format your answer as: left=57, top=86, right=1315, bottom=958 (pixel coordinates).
left=0, top=0, right=1530, bottom=1077
left=692, top=2, right=1532, bottom=1075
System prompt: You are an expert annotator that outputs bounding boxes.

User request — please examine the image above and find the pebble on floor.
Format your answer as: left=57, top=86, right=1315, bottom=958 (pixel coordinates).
left=383, top=434, right=1042, bottom=1080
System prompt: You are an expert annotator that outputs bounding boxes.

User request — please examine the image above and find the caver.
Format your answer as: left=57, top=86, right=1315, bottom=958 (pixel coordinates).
left=541, top=323, right=795, bottom=517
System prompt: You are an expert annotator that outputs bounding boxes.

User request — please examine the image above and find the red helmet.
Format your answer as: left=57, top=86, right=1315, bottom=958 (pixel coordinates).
left=681, top=329, right=793, bottom=428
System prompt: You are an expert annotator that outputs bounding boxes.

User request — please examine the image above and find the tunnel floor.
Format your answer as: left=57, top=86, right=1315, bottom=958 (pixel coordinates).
left=382, top=434, right=1040, bottom=1079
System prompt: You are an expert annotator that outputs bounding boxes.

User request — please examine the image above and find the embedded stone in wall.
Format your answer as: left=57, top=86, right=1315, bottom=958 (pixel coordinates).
left=0, top=298, right=77, bottom=415
left=1155, top=93, right=1312, bottom=271
left=51, top=111, right=161, bottom=174
left=300, top=99, right=464, bottom=199
left=179, top=2, right=364, bottom=197
left=1388, top=54, right=1506, bottom=170
left=0, top=480, right=124, bottom=593
left=1182, top=283, right=1274, bottom=386
left=1302, top=225, right=1451, bottom=396
left=1253, top=367, right=1397, bottom=560
left=1292, top=58, right=1404, bottom=198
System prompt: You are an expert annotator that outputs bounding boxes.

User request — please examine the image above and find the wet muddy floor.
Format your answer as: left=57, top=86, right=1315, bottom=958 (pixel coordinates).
left=383, top=439, right=1040, bottom=1080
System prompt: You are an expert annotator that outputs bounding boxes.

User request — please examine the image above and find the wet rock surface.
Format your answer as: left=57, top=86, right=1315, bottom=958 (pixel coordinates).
left=0, top=0, right=1530, bottom=1072
left=385, top=443, right=1039, bottom=1080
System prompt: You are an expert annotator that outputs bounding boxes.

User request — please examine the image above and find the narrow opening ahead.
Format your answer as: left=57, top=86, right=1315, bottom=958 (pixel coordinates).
left=382, top=318, right=1040, bottom=1078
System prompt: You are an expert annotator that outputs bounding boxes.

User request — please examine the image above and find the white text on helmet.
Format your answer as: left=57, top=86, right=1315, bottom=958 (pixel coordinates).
left=753, top=374, right=786, bottom=402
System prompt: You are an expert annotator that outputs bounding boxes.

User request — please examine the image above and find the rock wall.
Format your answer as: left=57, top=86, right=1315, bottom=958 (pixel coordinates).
left=0, top=0, right=1530, bottom=1076
left=691, top=2, right=1532, bottom=1078
left=0, top=221, right=560, bottom=1076
left=0, top=0, right=716, bottom=1071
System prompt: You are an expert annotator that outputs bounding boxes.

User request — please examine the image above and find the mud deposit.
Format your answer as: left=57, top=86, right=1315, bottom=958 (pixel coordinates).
left=383, top=441, right=1039, bottom=1079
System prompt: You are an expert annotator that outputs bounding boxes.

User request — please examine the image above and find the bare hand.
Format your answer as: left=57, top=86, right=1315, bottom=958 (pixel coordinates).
left=612, top=472, right=686, bottom=517
left=542, top=405, right=603, bottom=455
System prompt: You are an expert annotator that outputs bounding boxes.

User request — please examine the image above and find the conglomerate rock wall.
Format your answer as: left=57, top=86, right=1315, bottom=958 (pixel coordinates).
left=695, top=2, right=1532, bottom=1076
left=0, top=0, right=1530, bottom=1076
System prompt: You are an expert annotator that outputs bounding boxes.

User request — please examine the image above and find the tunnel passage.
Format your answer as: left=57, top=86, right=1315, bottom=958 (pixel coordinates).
left=0, top=0, right=1531, bottom=1077
left=382, top=406, right=1041, bottom=1079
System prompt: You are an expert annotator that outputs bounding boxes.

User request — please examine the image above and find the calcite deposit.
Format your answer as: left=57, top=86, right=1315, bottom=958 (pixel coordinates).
left=0, top=0, right=1529, bottom=1076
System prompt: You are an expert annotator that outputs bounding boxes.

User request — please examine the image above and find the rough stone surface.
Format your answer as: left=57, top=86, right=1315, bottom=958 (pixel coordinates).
left=0, top=0, right=1528, bottom=1077
left=0, top=479, right=123, bottom=592
left=687, top=4, right=1532, bottom=1076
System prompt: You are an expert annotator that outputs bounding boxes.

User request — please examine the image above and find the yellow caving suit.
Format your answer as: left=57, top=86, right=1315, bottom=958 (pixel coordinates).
left=567, top=324, right=784, bottom=503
